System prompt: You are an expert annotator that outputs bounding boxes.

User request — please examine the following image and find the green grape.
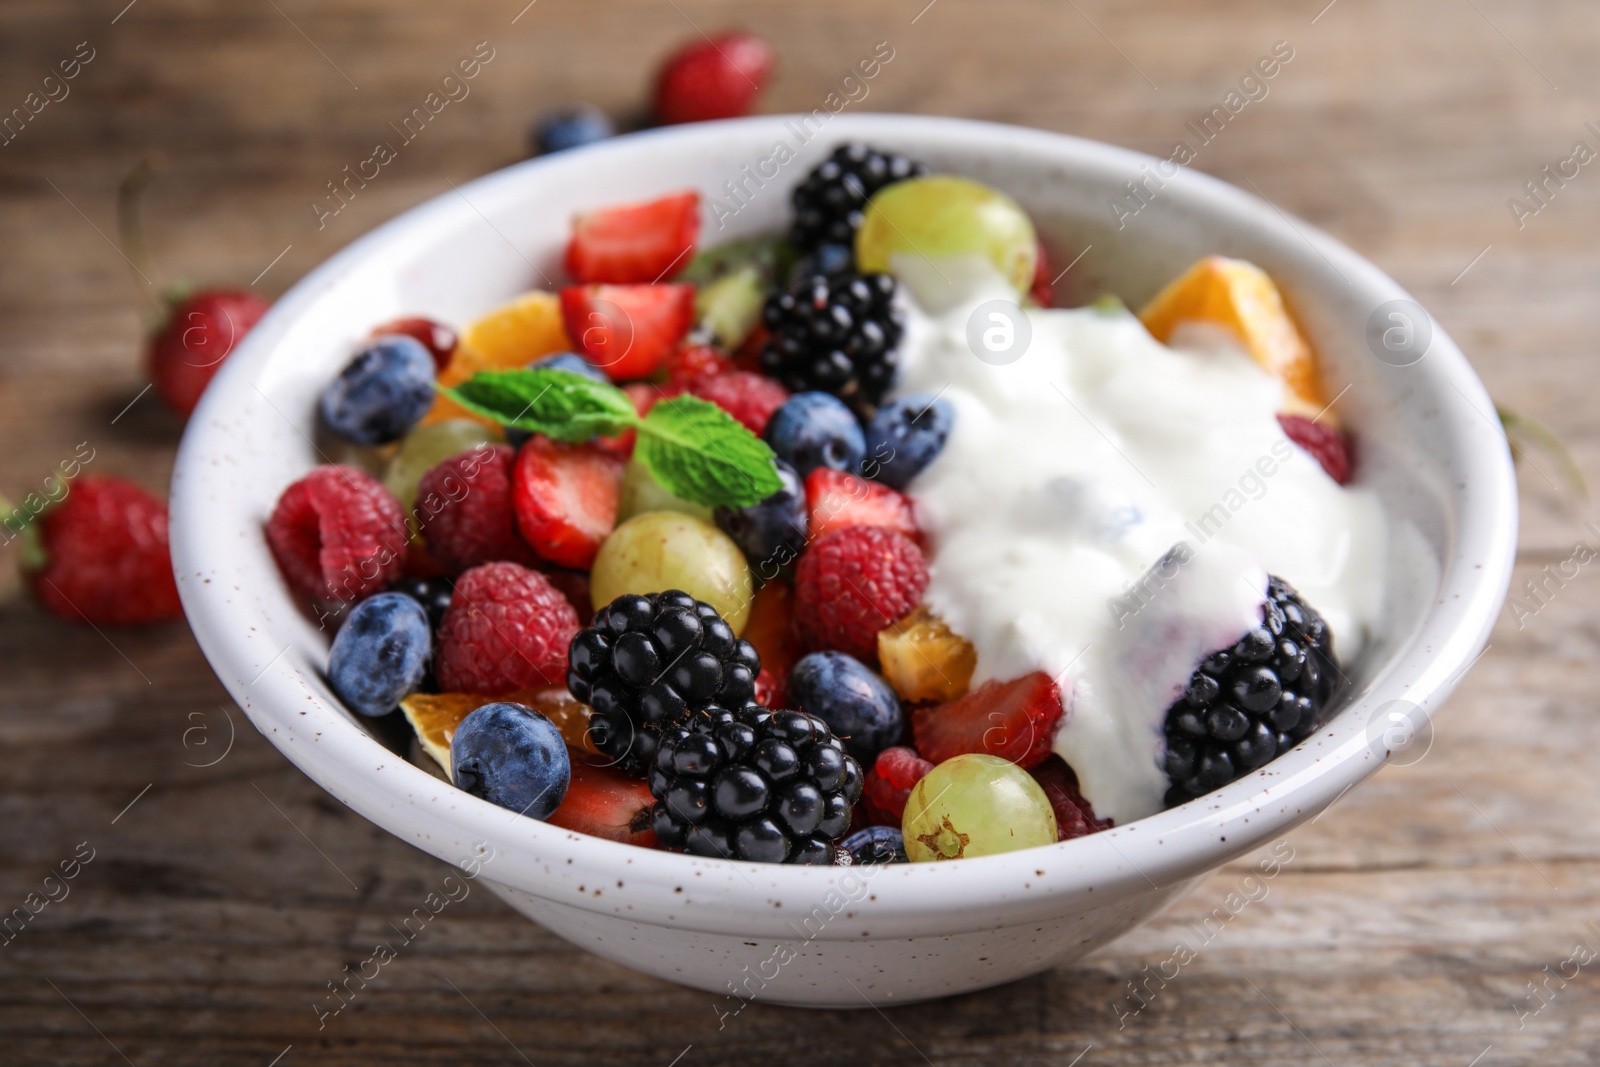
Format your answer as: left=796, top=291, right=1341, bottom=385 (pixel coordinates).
left=589, top=511, right=753, bottom=634
left=855, top=176, right=1038, bottom=295
left=695, top=265, right=765, bottom=349
left=383, top=419, right=501, bottom=512
left=618, top=457, right=714, bottom=524
left=902, top=753, right=1057, bottom=862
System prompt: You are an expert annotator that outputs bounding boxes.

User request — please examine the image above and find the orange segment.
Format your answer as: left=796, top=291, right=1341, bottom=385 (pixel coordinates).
left=877, top=606, right=977, bottom=704
left=423, top=291, right=572, bottom=425
left=400, top=687, right=596, bottom=775
left=1137, top=256, right=1332, bottom=422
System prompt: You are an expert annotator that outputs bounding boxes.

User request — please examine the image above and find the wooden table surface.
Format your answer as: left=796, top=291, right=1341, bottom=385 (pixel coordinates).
left=3, top=0, right=1598, bottom=1063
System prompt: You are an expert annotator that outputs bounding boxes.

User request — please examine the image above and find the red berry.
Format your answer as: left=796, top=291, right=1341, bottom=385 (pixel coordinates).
left=538, top=565, right=594, bottom=625
left=862, top=745, right=934, bottom=826
left=415, top=444, right=538, bottom=572
left=147, top=289, right=269, bottom=418
left=911, top=671, right=1064, bottom=770
left=512, top=438, right=623, bottom=570
left=653, top=33, right=774, bottom=126
left=559, top=283, right=696, bottom=381
left=1030, top=756, right=1112, bottom=841
left=664, top=343, right=737, bottom=387
left=689, top=370, right=789, bottom=435
left=547, top=756, right=659, bottom=848
left=20, top=476, right=181, bottom=626
left=1030, top=239, right=1054, bottom=308
left=804, top=468, right=919, bottom=543
left=564, top=191, right=700, bottom=285
left=265, top=466, right=407, bottom=603
left=436, top=562, right=578, bottom=694
left=369, top=316, right=457, bottom=372
left=1277, top=414, right=1353, bottom=485
left=794, top=526, right=928, bottom=661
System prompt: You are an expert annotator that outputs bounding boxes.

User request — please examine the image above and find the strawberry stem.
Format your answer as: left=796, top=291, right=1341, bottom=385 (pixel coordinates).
left=117, top=152, right=169, bottom=311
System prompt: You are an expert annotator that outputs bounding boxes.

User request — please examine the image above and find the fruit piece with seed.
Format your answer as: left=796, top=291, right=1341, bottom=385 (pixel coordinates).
left=902, top=753, right=1057, bottom=862
left=512, top=438, right=624, bottom=570
left=559, top=283, right=696, bottom=381
left=877, top=606, right=977, bottom=704
left=589, top=512, right=754, bottom=635
left=804, top=467, right=918, bottom=543
left=565, top=191, right=700, bottom=285
left=911, top=671, right=1063, bottom=770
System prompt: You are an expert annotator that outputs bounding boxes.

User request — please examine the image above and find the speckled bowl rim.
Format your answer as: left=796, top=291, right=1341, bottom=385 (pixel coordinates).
left=171, top=114, right=1516, bottom=941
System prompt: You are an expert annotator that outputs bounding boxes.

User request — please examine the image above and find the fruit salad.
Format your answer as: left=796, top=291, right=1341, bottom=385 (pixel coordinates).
left=265, top=141, right=1383, bottom=867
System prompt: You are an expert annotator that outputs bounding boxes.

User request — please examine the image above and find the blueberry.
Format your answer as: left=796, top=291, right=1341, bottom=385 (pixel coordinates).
left=388, top=576, right=453, bottom=631
left=530, top=105, right=615, bottom=156
left=319, top=336, right=436, bottom=445
left=327, top=593, right=431, bottom=717
left=450, top=702, right=571, bottom=820
left=764, top=392, right=865, bottom=478
left=863, top=394, right=953, bottom=490
left=508, top=352, right=611, bottom=449
left=839, top=825, right=909, bottom=865
left=713, top=459, right=808, bottom=572
left=788, top=652, right=902, bottom=764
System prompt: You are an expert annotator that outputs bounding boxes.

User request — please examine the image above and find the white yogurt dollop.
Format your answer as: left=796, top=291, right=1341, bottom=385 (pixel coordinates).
left=888, top=257, right=1389, bottom=824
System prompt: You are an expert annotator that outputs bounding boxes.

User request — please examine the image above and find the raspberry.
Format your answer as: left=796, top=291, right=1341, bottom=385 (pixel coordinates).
left=265, top=466, right=407, bottom=603
left=1030, top=756, right=1112, bottom=841
left=688, top=370, right=789, bottom=436
left=1278, top=414, right=1353, bottom=485
left=415, top=444, right=538, bottom=572
left=19, top=477, right=182, bottom=626
left=664, top=343, right=736, bottom=387
left=862, top=745, right=933, bottom=826
left=436, top=562, right=579, bottom=694
left=794, top=526, right=928, bottom=661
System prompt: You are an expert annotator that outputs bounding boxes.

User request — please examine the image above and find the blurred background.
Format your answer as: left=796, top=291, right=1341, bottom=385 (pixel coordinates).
left=2, top=0, right=1596, bottom=1063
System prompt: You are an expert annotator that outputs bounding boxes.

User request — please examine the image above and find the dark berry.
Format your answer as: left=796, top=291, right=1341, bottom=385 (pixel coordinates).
left=568, top=591, right=761, bottom=775
left=319, top=336, right=436, bottom=445
left=328, top=593, right=431, bottom=716
left=838, top=825, right=909, bottom=865
left=450, top=702, right=571, bottom=820
left=863, top=393, right=954, bottom=489
left=1162, top=576, right=1341, bottom=806
left=388, top=576, right=453, bottom=631
left=650, top=705, right=863, bottom=864
left=789, top=242, right=855, bottom=283
left=713, top=459, right=808, bottom=571
left=788, top=142, right=930, bottom=251
left=787, top=651, right=903, bottom=765
left=531, top=105, right=615, bottom=156
left=760, top=273, right=905, bottom=410
left=763, top=392, right=866, bottom=478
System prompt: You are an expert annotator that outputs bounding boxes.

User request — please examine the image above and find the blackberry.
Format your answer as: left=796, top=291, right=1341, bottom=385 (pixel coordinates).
left=1162, top=576, right=1342, bottom=807
left=649, top=704, right=864, bottom=864
left=760, top=271, right=904, bottom=409
left=789, top=142, right=930, bottom=251
left=567, top=591, right=760, bottom=776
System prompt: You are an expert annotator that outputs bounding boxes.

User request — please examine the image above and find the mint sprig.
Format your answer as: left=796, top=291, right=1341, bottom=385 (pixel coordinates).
left=440, top=367, right=782, bottom=508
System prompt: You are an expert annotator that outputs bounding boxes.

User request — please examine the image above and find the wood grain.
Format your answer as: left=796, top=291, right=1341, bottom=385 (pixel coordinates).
left=3, top=0, right=1599, bottom=1063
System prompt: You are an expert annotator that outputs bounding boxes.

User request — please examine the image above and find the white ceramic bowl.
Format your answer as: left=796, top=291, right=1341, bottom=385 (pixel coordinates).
left=171, top=115, right=1516, bottom=1007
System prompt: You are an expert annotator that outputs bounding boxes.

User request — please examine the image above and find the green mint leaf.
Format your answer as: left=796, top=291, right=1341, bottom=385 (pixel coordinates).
left=440, top=368, right=639, bottom=442
left=635, top=396, right=782, bottom=508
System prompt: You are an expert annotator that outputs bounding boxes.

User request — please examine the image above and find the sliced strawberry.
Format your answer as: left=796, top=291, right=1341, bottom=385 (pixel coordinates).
left=564, top=191, right=700, bottom=285
left=1029, top=756, right=1112, bottom=841
left=559, top=283, right=696, bottom=381
left=1278, top=413, right=1353, bottom=485
left=805, top=467, right=919, bottom=543
left=547, top=754, right=658, bottom=848
left=911, top=671, right=1063, bottom=769
left=512, top=437, right=624, bottom=570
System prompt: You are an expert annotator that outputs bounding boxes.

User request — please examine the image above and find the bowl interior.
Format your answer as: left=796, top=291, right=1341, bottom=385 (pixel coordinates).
left=171, top=115, right=1515, bottom=930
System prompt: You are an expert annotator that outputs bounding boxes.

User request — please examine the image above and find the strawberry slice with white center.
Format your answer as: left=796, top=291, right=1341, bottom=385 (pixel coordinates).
left=911, top=671, right=1064, bottom=769
left=512, top=437, right=624, bottom=570
left=564, top=191, right=700, bottom=285
left=547, top=756, right=658, bottom=848
left=559, top=283, right=696, bottom=381
left=805, top=467, right=920, bottom=542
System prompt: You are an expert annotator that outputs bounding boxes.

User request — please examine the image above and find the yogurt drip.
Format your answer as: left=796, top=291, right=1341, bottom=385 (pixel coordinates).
left=888, top=256, right=1388, bottom=824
